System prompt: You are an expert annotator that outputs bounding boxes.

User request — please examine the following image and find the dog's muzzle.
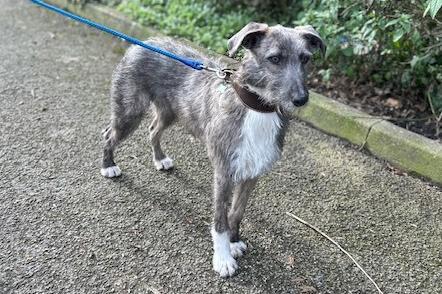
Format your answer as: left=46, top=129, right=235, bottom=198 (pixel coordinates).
left=292, top=92, right=309, bottom=107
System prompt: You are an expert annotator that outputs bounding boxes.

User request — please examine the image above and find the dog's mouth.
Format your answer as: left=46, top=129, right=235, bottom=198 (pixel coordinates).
left=276, top=95, right=309, bottom=114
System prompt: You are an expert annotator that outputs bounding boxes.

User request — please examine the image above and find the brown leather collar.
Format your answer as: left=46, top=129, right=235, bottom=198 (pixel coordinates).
left=222, top=70, right=276, bottom=113
left=231, top=82, right=277, bottom=113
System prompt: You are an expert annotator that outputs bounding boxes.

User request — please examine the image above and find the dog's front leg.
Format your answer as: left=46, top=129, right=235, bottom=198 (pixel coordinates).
left=228, top=178, right=257, bottom=258
left=211, top=169, right=237, bottom=278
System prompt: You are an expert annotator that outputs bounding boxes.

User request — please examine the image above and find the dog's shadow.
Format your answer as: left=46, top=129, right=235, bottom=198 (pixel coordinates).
left=111, top=169, right=344, bottom=292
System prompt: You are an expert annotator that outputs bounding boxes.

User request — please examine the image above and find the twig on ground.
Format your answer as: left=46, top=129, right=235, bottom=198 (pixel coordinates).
left=425, top=41, right=442, bottom=52
left=427, top=90, right=442, bottom=138
left=437, top=112, right=442, bottom=138
left=358, top=120, right=383, bottom=151
left=285, top=211, right=384, bottom=294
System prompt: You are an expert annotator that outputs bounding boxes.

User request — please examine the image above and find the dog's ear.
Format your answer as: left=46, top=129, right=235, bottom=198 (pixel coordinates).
left=295, top=25, right=326, bottom=56
left=228, top=22, right=269, bottom=57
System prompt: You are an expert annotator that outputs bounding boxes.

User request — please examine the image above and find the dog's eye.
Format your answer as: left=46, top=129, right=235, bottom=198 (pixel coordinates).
left=268, top=55, right=281, bottom=64
left=300, top=53, right=311, bottom=64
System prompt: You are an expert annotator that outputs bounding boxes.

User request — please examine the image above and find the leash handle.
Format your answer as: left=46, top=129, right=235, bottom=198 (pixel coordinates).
left=30, top=0, right=205, bottom=70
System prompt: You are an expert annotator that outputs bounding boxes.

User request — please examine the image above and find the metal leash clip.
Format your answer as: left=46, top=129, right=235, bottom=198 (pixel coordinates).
left=202, top=66, right=236, bottom=80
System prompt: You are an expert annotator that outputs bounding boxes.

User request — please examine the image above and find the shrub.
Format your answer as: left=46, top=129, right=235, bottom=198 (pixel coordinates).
left=116, top=0, right=259, bottom=53
left=297, top=0, right=442, bottom=113
left=69, top=0, right=122, bottom=5
left=73, top=0, right=442, bottom=116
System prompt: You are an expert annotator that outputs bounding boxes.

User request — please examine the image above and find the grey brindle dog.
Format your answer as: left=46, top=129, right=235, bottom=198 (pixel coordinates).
left=101, top=22, right=325, bottom=277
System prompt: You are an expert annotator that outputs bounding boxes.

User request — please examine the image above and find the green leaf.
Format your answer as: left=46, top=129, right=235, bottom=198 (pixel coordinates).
left=410, top=55, right=420, bottom=68
left=385, top=18, right=400, bottom=27
left=393, top=30, right=405, bottom=42
left=341, top=47, right=353, bottom=57
left=318, top=69, right=332, bottom=82
left=424, top=0, right=442, bottom=18
left=428, top=84, right=442, bottom=114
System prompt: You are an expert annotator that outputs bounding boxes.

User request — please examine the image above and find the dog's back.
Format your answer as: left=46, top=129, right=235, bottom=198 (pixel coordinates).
left=112, top=37, right=240, bottom=140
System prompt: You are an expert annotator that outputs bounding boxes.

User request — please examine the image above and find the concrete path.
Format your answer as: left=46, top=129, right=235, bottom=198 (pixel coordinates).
left=1, top=1, right=441, bottom=293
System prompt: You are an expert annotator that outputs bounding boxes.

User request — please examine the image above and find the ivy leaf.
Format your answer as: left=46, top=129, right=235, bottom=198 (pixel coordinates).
left=393, top=29, right=404, bottom=42
left=341, top=47, right=353, bottom=57
left=424, top=0, right=442, bottom=18
left=410, top=55, right=420, bottom=69
left=428, top=84, right=442, bottom=114
left=385, top=18, right=400, bottom=27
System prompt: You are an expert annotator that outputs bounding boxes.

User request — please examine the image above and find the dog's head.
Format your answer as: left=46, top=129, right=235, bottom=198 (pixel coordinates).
left=228, top=23, right=325, bottom=113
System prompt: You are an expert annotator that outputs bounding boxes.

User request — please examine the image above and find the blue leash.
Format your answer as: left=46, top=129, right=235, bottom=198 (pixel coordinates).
left=30, top=0, right=207, bottom=71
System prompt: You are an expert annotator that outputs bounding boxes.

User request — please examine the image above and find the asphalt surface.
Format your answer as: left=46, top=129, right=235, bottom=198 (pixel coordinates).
left=1, top=1, right=441, bottom=293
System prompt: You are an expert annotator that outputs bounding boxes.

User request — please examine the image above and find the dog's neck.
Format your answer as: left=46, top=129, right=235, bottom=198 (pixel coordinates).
left=225, top=71, right=277, bottom=113
left=230, top=82, right=276, bottom=113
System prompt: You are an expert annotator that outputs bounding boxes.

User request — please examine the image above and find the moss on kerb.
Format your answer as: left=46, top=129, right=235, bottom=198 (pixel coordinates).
left=295, top=92, right=382, bottom=146
left=367, top=121, right=442, bottom=182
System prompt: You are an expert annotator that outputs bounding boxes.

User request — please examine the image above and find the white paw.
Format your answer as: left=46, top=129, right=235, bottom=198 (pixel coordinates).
left=154, top=157, right=174, bottom=170
left=213, top=251, right=238, bottom=278
left=100, top=166, right=121, bottom=178
left=230, top=241, right=247, bottom=258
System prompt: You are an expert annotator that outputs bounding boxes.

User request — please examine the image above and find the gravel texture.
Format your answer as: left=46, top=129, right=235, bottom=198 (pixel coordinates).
left=1, top=1, right=441, bottom=293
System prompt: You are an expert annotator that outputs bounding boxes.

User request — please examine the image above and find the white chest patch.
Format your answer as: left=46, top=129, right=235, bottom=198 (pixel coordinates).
left=231, top=110, right=282, bottom=182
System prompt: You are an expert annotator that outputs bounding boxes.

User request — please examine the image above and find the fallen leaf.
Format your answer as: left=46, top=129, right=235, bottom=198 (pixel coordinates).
left=385, top=97, right=402, bottom=109
left=60, top=56, right=80, bottom=64
left=287, top=255, right=295, bottom=266
left=299, top=285, right=317, bottom=293
left=415, top=103, right=427, bottom=112
left=386, top=163, right=407, bottom=176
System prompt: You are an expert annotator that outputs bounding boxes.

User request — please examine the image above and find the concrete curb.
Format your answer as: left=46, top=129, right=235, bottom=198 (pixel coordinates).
left=43, top=0, right=442, bottom=186
left=296, top=93, right=442, bottom=184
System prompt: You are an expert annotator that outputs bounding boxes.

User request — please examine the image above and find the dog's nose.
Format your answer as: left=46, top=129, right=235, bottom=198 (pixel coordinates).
left=293, top=92, right=309, bottom=107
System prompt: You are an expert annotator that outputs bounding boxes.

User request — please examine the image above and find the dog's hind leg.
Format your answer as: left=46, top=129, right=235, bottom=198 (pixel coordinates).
left=101, top=112, right=143, bottom=177
left=149, top=102, right=175, bottom=170
left=101, top=88, right=147, bottom=177
left=228, top=178, right=257, bottom=258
